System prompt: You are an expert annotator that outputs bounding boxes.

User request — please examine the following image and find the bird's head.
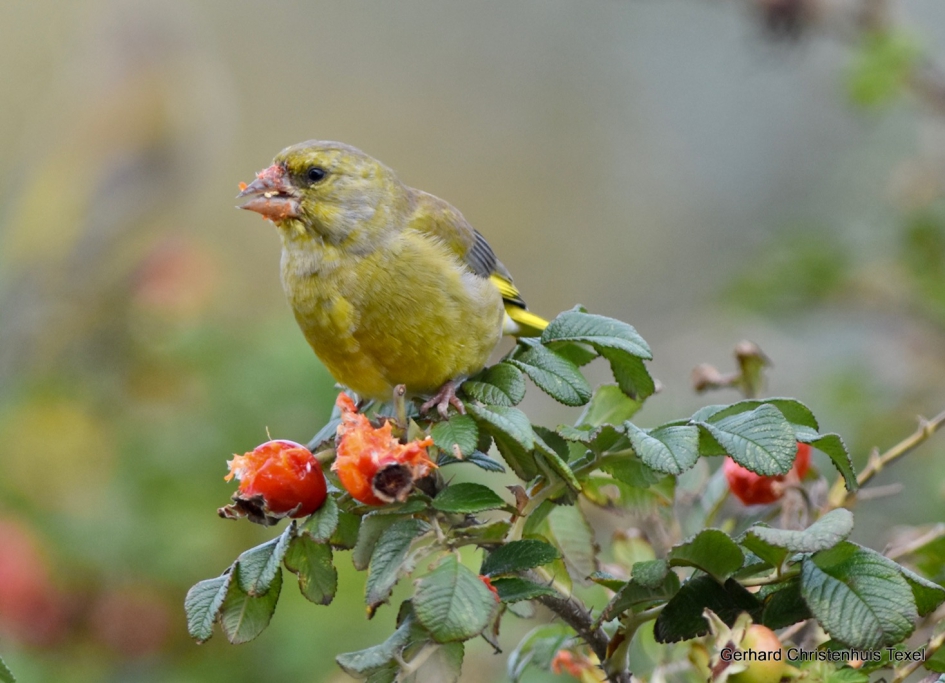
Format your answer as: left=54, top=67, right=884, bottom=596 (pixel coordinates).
left=237, top=141, right=405, bottom=245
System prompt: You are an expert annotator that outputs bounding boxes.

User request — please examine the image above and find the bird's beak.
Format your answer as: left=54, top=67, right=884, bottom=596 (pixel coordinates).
left=237, top=164, right=301, bottom=221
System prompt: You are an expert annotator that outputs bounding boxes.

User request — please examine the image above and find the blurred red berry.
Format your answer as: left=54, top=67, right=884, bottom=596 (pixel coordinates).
left=221, top=440, right=327, bottom=524
left=724, top=442, right=810, bottom=505
left=88, top=585, right=170, bottom=658
left=332, top=393, right=435, bottom=506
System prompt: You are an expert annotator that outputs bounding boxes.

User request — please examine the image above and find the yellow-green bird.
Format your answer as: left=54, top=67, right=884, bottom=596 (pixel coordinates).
left=238, top=140, right=547, bottom=416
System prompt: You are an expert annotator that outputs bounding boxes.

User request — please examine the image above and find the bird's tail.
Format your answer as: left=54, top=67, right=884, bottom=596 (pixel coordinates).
left=489, top=273, right=548, bottom=337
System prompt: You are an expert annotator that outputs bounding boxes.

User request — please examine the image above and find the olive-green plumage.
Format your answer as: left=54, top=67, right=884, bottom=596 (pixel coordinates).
left=238, top=140, right=546, bottom=405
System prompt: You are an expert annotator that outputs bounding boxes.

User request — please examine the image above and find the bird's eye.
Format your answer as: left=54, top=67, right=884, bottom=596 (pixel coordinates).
left=305, top=166, right=327, bottom=183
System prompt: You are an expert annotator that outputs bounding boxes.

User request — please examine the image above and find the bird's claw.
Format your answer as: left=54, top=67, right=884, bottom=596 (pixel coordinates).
left=421, top=380, right=465, bottom=419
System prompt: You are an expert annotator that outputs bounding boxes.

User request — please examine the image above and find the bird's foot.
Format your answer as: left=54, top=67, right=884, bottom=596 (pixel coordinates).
left=420, top=380, right=465, bottom=419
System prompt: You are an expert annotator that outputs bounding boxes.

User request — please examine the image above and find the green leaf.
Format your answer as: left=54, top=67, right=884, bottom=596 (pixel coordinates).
left=414, top=555, right=498, bottom=642
left=760, top=578, right=812, bottom=629
left=451, top=520, right=511, bottom=545
left=300, top=495, right=339, bottom=543
left=336, top=613, right=417, bottom=676
left=220, top=565, right=283, bottom=644
left=466, top=404, right=534, bottom=451
left=897, top=564, right=945, bottom=616
left=481, top=539, right=561, bottom=577
left=509, top=339, right=591, bottom=406
left=600, top=347, right=655, bottom=400
left=576, top=384, right=642, bottom=427
left=546, top=504, right=597, bottom=582
left=601, top=571, right=680, bottom=621
left=667, top=529, right=744, bottom=583
left=462, top=363, right=526, bottom=407
left=926, top=650, right=945, bottom=675
left=654, top=575, right=762, bottom=643
left=366, top=519, right=428, bottom=609
left=699, top=398, right=819, bottom=432
left=847, top=30, right=921, bottom=108
left=402, top=642, right=464, bottom=683
left=547, top=341, right=598, bottom=366
left=431, top=415, right=479, bottom=458
left=632, top=559, right=669, bottom=589
left=542, top=308, right=652, bottom=359
left=741, top=508, right=855, bottom=569
left=805, top=433, right=857, bottom=491
left=696, top=404, right=796, bottom=475
left=0, top=655, right=13, bottom=683
left=284, top=535, right=337, bottom=605
left=492, top=432, right=539, bottom=482
left=432, top=483, right=507, bottom=514
left=533, top=433, right=581, bottom=492
left=490, top=577, right=557, bottom=603
left=353, top=513, right=402, bottom=571
left=236, top=523, right=295, bottom=596
left=800, top=542, right=917, bottom=648
left=625, top=423, right=700, bottom=476
left=184, top=572, right=232, bottom=643
left=331, top=510, right=361, bottom=550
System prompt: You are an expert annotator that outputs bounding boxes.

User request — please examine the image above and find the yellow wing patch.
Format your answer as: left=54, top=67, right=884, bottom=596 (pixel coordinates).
left=490, top=273, right=547, bottom=337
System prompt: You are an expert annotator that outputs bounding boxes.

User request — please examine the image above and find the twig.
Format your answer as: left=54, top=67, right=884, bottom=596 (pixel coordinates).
left=826, top=409, right=945, bottom=509
left=892, top=628, right=945, bottom=683
left=532, top=585, right=631, bottom=683
left=886, top=523, right=945, bottom=562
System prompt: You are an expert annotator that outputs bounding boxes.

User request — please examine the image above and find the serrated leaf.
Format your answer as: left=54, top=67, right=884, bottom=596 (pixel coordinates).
left=466, top=403, right=534, bottom=451
left=0, top=655, right=13, bottom=683
left=547, top=341, right=598, bottom=366
left=533, top=433, right=581, bottom=492
left=490, top=577, right=557, bottom=602
left=760, top=578, right=812, bottom=629
left=896, top=564, right=945, bottom=616
left=697, top=404, right=796, bottom=475
left=667, top=529, right=744, bottom=582
left=431, top=415, right=479, bottom=458
left=805, top=433, right=857, bottom=491
left=492, top=432, right=539, bottom=482
left=542, top=308, right=652, bottom=359
left=237, top=524, right=295, bottom=596
left=220, top=566, right=282, bottom=644
left=702, top=398, right=819, bottom=431
left=462, top=363, right=526, bottom=407
left=353, top=514, right=401, bottom=571
left=653, top=575, right=762, bottom=643
left=185, top=573, right=232, bottom=643
left=284, top=535, right=337, bottom=605
left=331, top=510, right=361, bottom=550
left=741, top=508, right=855, bottom=570
left=801, top=542, right=917, bottom=648
left=300, top=495, right=339, bottom=543
left=546, top=504, right=597, bottom=582
left=600, top=347, right=655, bottom=400
left=601, top=571, right=680, bottom=621
left=439, top=449, right=506, bottom=472
left=414, top=555, right=498, bottom=642
left=625, top=423, right=700, bottom=476
left=576, top=384, right=643, bottom=428
left=632, top=559, right=669, bottom=589
left=509, top=339, right=591, bottom=406
left=433, top=483, right=507, bottom=514
left=336, top=613, right=416, bottom=676
left=481, top=539, right=561, bottom=577
left=366, top=519, right=428, bottom=609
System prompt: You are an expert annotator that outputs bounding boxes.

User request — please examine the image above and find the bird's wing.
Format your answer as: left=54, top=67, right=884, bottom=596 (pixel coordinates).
left=407, top=190, right=547, bottom=335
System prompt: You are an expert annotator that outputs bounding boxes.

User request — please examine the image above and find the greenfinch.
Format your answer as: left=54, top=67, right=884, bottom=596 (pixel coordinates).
left=237, top=140, right=546, bottom=415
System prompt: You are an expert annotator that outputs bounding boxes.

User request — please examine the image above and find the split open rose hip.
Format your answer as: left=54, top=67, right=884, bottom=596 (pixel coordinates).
left=219, top=439, right=327, bottom=525
left=724, top=442, right=811, bottom=505
left=332, top=393, right=435, bottom=506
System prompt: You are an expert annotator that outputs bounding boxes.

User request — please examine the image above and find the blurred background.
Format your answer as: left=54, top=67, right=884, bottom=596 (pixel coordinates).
left=2, top=0, right=945, bottom=680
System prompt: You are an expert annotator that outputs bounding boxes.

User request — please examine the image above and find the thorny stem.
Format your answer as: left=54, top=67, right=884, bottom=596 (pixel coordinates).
left=826, top=409, right=945, bottom=509
left=532, top=589, right=632, bottom=683
left=892, top=628, right=945, bottom=683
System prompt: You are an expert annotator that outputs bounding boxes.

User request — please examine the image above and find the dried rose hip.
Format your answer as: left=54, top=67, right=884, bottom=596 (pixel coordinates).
left=724, top=442, right=810, bottom=505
